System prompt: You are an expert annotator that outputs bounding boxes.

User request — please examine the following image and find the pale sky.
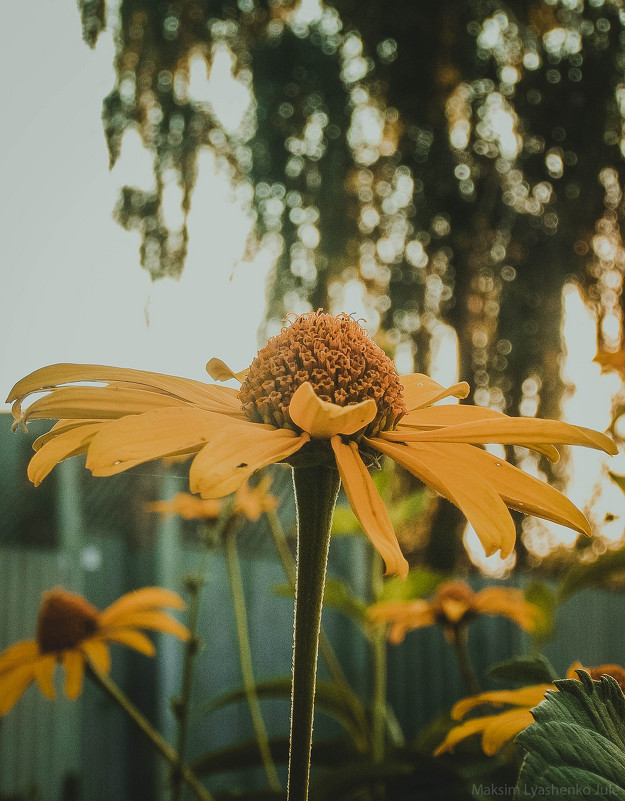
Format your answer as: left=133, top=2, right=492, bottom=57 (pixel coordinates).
left=1, top=2, right=271, bottom=409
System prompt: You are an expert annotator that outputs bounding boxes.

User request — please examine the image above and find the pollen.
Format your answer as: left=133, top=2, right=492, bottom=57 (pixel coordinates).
left=36, top=588, right=99, bottom=653
left=239, top=311, right=407, bottom=437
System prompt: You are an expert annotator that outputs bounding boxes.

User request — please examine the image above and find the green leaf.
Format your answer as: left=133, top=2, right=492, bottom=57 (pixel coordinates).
left=191, top=736, right=359, bottom=777
left=377, top=567, right=447, bottom=603
left=558, top=547, right=625, bottom=602
left=198, top=678, right=370, bottom=751
left=273, top=577, right=367, bottom=625
left=486, top=655, right=559, bottom=687
left=524, top=581, right=557, bottom=642
left=515, top=670, right=625, bottom=799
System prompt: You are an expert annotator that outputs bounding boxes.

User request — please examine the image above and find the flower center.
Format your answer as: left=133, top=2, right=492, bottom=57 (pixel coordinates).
left=239, top=311, right=406, bottom=437
left=433, top=582, right=475, bottom=626
left=36, top=588, right=99, bottom=653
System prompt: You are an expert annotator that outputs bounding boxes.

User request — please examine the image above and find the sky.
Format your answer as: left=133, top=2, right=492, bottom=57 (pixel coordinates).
left=1, top=2, right=271, bottom=408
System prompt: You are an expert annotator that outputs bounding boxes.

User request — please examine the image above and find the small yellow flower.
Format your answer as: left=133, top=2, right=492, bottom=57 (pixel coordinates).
left=433, top=662, right=625, bottom=756
left=368, top=580, right=543, bottom=644
left=7, top=311, right=617, bottom=579
left=0, top=586, right=189, bottom=714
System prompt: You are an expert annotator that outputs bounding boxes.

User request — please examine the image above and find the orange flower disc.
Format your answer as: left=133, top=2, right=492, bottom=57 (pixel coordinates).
left=36, top=589, right=99, bottom=653
left=239, top=311, right=407, bottom=436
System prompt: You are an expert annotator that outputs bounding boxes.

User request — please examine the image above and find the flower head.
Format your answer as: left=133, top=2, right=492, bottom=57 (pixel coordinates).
left=146, top=476, right=278, bottom=523
left=0, top=586, right=189, bottom=714
left=7, top=311, right=617, bottom=579
left=433, top=662, right=625, bottom=756
left=368, top=580, right=543, bottom=644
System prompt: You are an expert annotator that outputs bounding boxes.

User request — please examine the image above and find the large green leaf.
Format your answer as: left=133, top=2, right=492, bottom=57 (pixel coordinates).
left=558, top=547, right=625, bottom=602
left=486, top=655, right=559, bottom=687
left=515, top=670, right=625, bottom=800
left=198, top=678, right=370, bottom=751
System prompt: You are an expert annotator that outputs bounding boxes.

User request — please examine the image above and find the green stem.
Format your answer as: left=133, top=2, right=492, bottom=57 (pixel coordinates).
left=87, top=661, right=214, bottom=801
left=171, top=575, right=204, bottom=801
left=370, top=552, right=387, bottom=764
left=265, top=508, right=361, bottom=708
left=288, top=465, right=341, bottom=801
left=224, top=519, right=282, bottom=792
left=450, top=624, right=480, bottom=695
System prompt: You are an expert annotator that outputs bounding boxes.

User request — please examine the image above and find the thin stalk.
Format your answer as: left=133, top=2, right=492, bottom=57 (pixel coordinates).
left=449, top=624, right=480, bottom=695
left=288, top=465, right=341, bottom=801
left=370, top=552, right=387, bottom=764
left=87, top=661, right=214, bottom=801
left=171, top=575, right=204, bottom=801
left=224, top=519, right=282, bottom=792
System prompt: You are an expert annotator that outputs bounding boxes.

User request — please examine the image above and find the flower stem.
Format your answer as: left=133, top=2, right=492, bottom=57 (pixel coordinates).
left=370, top=552, right=387, bottom=764
left=87, top=661, right=214, bottom=801
left=288, top=464, right=341, bottom=801
left=171, top=574, right=204, bottom=801
left=450, top=625, right=480, bottom=695
left=224, top=519, right=282, bottom=792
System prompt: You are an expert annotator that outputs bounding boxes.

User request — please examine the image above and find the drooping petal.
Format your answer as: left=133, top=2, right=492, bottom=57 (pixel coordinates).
left=32, top=419, right=107, bottom=451
left=0, top=640, right=39, bottom=673
left=62, top=650, right=85, bottom=699
left=0, top=664, right=37, bottom=715
left=368, top=438, right=517, bottom=558
left=84, top=407, right=246, bottom=476
left=331, top=437, right=408, bottom=578
left=205, top=358, right=250, bottom=383
left=474, top=587, right=543, bottom=632
left=101, top=628, right=156, bottom=657
left=399, top=374, right=470, bottom=411
left=423, top=442, right=591, bottom=536
left=81, top=639, right=111, bottom=675
left=289, top=382, right=377, bottom=438
left=189, top=425, right=309, bottom=499
left=482, top=708, right=536, bottom=755
left=451, top=685, right=552, bottom=720
left=7, top=363, right=245, bottom=416
left=104, top=611, right=189, bottom=640
left=98, top=587, right=186, bottom=627
left=28, top=423, right=104, bottom=486
left=381, top=416, right=617, bottom=455
left=33, top=654, right=57, bottom=700
left=433, top=715, right=498, bottom=756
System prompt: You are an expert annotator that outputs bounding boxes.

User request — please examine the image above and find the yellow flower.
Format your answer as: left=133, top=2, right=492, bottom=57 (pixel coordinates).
left=0, top=586, right=189, bottom=714
left=7, top=311, right=617, bottom=579
left=433, top=662, right=625, bottom=756
left=146, top=476, right=278, bottom=523
left=368, top=580, right=543, bottom=644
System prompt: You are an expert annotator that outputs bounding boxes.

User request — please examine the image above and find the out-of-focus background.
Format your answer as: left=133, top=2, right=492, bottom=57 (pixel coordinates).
left=4, top=1, right=625, bottom=798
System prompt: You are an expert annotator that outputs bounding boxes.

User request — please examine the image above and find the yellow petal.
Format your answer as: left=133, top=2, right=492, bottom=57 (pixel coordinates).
left=28, top=422, right=104, bottom=486
left=451, top=685, right=552, bottom=719
left=99, top=587, right=186, bottom=627
left=102, top=628, right=156, bottom=657
left=400, top=374, right=470, bottom=411
left=482, top=708, right=536, bottom=755
left=81, top=639, right=111, bottom=675
left=189, top=424, right=309, bottom=498
left=431, top=443, right=591, bottom=537
left=367, top=600, right=435, bottom=643
left=474, top=587, right=543, bottom=632
left=433, top=715, right=496, bottom=756
left=382, top=416, right=617, bottom=455
left=0, top=664, right=37, bottom=715
left=85, top=407, right=244, bottom=476
left=398, top=405, right=561, bottom=462
left=0, top=640, right=39, bottom=673
left=62, top=650, right=85, bottom=699
left=290, top=382, right=377, bottom=439
left=32, top=419, right=106, bottom=451
left=33, top=654, right=57, bottom=700
left=7, top=363, right=244, bottom=416
left=368, top=438, right=516, bottom=558
left=205, top=358, right=250, bottom=383
left=104, top=611, right=189, bottom=640
left=331, top=437, right=408, bottom=578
